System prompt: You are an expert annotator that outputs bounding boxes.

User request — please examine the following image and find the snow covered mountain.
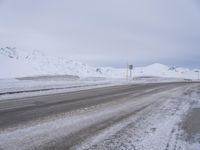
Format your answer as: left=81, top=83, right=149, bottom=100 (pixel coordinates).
left=0, top=47, right=199, bottom=79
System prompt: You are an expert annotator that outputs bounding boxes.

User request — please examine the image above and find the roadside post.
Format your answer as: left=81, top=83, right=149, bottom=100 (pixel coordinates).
left=126, top=64, right=128, bottom=80
left=195, top=70, right=200, bottom=80
left=126, top=64, right=133, bottom=80
left=129, top=65, right=133, bottom=80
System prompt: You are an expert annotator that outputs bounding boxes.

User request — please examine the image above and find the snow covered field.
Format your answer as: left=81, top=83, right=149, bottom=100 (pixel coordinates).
left=0, top=47, right=199, bottom=79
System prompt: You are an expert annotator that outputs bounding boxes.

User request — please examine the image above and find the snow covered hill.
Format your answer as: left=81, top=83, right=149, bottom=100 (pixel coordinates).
left=0, top=47, right=199, bottom=79
left=0, top=47, right=100, bottom=78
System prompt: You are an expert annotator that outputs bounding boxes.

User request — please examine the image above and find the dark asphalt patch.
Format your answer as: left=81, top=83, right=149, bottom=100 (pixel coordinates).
left=183, top=107, right=200, bottom=142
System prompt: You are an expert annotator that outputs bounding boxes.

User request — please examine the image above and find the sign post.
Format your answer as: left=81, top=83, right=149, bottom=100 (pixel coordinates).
left=129, top=65, right=133, bottom=80
left=126, top=64, right=133, bottom=80
left=195, top=70, right=200, bottom=80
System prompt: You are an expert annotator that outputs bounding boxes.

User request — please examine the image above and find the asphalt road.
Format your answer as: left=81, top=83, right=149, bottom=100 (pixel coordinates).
left=0, top=82, right=198, bottom=150
left=0, top=82, right=189, bottom=129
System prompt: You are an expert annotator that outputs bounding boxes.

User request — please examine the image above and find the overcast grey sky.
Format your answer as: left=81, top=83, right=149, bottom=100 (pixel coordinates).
left=0, top=0, right=200, bottom=68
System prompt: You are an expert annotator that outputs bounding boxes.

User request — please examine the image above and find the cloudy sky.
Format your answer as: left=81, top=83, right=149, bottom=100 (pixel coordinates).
left=0, top=0, right=200, bottom=68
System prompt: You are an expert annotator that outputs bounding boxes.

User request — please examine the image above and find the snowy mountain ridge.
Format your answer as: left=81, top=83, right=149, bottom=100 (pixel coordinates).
left=0, top=47, right=199, bottom=79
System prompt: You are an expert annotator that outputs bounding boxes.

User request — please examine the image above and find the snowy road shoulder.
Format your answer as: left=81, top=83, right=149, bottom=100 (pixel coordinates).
left=0, top=76, right=191, bottom=101
left=0, top=77, right=128, bottom=101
